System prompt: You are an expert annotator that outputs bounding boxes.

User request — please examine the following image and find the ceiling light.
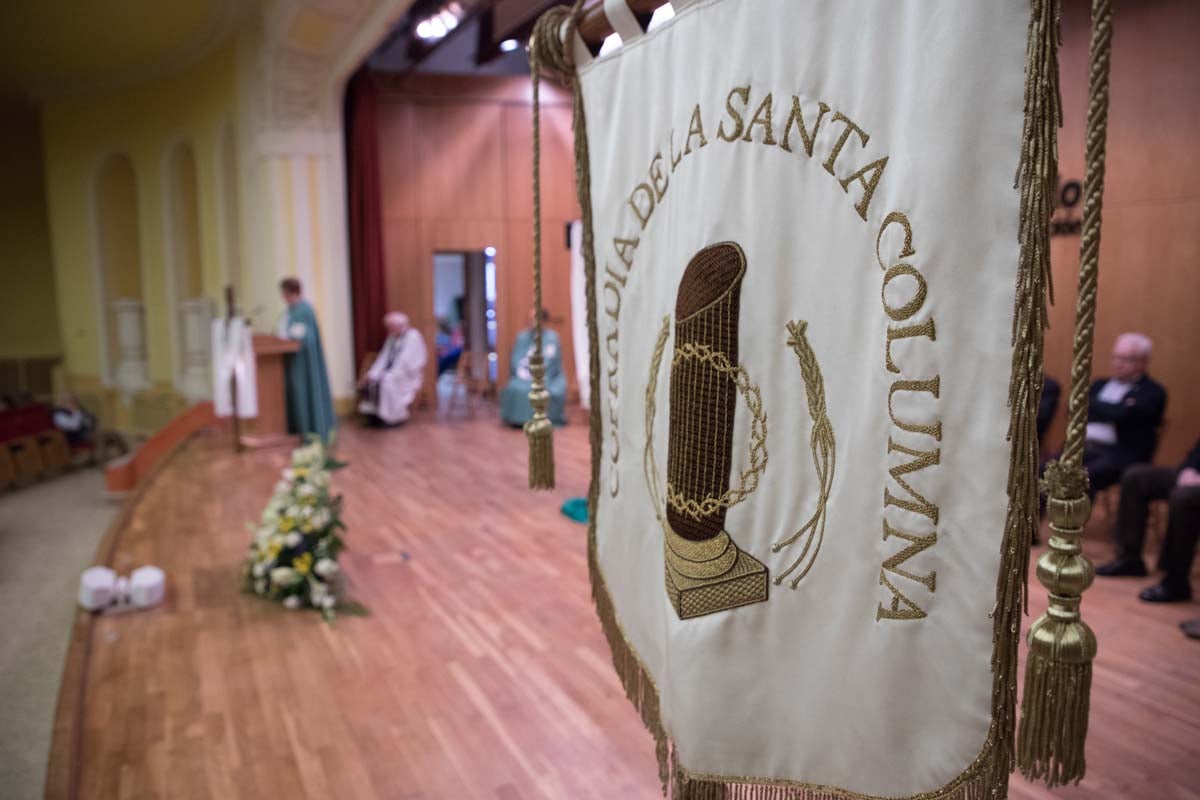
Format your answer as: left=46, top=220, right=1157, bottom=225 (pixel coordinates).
left=499, top=38, right=519, bottom=53
left=414, top=3, right=464, bottom=42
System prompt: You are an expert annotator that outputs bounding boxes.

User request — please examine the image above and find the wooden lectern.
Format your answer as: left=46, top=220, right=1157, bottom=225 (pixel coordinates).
left=241, top=334, right=301, bottom=449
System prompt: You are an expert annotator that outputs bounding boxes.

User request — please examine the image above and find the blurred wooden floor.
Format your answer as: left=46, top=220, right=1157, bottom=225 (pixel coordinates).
left=48, top=413, right=1200, bottom=799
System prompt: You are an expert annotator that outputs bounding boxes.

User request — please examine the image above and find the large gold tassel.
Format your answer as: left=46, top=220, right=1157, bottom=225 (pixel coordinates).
left=1019, top=461, right=1096, bottom=785
left=1017, top=0, right=1113, bottom=784
left=525, top=355, right=555, bottom=489
left=524, top=16, right=562, bottom=490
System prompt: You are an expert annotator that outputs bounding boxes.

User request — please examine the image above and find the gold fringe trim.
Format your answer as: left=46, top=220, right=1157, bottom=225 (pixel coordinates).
left=534, top=0, right=1064, bottom=794
left=991, top=0, right=1062, bottom=792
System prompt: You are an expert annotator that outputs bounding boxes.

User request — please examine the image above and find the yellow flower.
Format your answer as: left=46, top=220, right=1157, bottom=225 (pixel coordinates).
left=267, top=541, right=282, bottom=559
left=293, top=552, right=314, bottom=575
left=280, top=517, right=296, bottom=532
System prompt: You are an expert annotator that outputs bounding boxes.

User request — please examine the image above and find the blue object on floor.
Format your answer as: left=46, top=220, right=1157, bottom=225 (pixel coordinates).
left=560, top=497, right=588, bottom=524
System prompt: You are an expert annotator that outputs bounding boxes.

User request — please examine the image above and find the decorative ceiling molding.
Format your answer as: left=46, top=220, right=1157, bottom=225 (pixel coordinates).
left=254, top=0, right=417, bottom=134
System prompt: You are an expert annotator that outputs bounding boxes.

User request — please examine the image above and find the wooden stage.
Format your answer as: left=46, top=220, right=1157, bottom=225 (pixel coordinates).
left=49, top=416, right=1200, bottom=799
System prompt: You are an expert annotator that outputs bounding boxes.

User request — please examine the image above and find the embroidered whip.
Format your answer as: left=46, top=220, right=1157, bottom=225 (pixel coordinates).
left=1017, top=0, right=1111, bottom=785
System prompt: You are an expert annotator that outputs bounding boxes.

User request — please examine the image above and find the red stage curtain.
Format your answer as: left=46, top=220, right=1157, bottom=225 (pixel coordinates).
left=346, top=68, right=387, bottom=371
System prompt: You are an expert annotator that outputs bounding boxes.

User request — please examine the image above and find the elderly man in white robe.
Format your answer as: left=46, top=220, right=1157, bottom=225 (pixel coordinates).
left=357, top=312, right=428, bottom=426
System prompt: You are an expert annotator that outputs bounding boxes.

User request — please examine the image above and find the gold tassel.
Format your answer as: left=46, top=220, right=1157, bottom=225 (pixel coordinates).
left=525, top=356, right=555, bottom=489
left=1017, top=461, right=1096, bottom=785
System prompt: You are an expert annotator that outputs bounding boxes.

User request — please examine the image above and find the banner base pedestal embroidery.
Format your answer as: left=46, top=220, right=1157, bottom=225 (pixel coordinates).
left=665, top=542, right=769, bottom=619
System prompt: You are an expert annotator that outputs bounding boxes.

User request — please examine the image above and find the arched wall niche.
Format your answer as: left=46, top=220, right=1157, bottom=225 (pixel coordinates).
left=95, top=153, right=150, bottom=392
left=166, top=140, right=212, bottom=398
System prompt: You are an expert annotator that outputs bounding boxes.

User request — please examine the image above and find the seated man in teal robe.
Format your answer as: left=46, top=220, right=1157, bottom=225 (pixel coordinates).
left=500, top=309, right=567, bottom=427
left=278, top=277, right=336, bottom=442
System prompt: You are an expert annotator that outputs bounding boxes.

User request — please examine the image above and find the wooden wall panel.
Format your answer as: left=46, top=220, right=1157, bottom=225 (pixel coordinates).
left=1042, top=0, right=1200, bottom=464
left=376, top=74, right=580, bottom=408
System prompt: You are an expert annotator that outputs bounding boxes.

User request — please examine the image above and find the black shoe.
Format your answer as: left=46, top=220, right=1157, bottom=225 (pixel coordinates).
left=1139, top=583, right=1192, bottom=603
left=1095, top=558, right=1147, bottom=577
left=1180, top=619, right=1200, bottom=640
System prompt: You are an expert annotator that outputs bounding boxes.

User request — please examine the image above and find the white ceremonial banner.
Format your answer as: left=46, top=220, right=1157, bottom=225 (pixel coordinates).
left=579, top=0, right=1028, bottom=795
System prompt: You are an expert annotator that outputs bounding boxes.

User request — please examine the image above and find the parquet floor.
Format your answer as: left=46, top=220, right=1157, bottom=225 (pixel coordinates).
left=50, top=412, right=1200, bottom=799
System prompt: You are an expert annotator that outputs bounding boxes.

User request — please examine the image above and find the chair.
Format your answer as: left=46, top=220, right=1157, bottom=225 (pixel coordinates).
left=443, top=351, right=477, bottom=419
left=37, top=429, right=70, bottom=474
left=0, top=447, right=14, bottom=490
left=355, top=351, right=377, bottom=423
left=9, top=436, right=45, bottom=484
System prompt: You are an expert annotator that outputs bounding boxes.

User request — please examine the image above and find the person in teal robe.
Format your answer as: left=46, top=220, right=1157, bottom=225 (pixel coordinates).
left=500, top=310, right=567, bottom=427
left=278, top=278, right=336, bottom=442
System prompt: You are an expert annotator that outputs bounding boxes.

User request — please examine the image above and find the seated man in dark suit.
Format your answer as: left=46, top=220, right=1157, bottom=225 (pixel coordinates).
left=1079, top=332, right=1166, bottom=494
left=1097, top=437, right=1200, bottom=595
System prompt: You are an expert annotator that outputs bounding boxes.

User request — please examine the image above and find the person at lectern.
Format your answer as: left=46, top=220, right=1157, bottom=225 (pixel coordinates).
left=278, top=277, right=336, bottom=442
left=358, top=311, right=427, bottom=426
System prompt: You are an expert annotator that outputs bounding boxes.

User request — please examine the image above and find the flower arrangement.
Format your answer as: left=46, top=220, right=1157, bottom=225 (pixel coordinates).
left=244, top=437, right=346, bottom=621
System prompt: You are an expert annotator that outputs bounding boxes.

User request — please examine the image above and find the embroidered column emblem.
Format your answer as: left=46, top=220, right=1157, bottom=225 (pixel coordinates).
left=661, top=242, right=769, bottom=619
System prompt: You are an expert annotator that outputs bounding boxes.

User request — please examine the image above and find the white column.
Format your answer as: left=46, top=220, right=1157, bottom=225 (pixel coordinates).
left=111, top=298, right=150, bottom=393
left=179, top=297, right=214, bottom=400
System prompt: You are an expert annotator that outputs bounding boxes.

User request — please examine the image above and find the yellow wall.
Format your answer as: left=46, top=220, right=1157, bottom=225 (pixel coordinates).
left=40, top=43, right=238, bottom=386
left=0, top=102, right=61, bottom=359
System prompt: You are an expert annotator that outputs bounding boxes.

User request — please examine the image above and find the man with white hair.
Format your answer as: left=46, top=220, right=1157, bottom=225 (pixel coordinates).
left=357, top=312, right=427, bottom=426
left=1079, top=332, right=1167, bottom=498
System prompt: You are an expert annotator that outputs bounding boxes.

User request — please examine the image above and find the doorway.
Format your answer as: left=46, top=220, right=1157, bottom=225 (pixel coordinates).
left=432, top=249, right=497, bottom=414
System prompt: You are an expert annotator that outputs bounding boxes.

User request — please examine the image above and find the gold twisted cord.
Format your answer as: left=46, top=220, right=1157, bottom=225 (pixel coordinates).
left=529, top=29, right=545, bottom=363
left=1060, top=0, right=1112, bottom=471
left=773, top=321, right=837, bottom=589
left=527, top=2, right=584, bottom=370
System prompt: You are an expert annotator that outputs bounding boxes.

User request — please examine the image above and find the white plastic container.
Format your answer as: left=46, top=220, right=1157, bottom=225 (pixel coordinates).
left=79, top=566, right=117, bottom=611
left=130, top=565, right=166, bottom=609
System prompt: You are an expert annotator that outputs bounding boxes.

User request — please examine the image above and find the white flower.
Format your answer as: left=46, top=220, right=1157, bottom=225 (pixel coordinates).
left=254, top=579, right=267, bottom=594
left=297, top=483, right=316, bottom=498
left=252, top=562, right=267, bottom=578
left=286, top=505, right=301, bottom=519
left=274, top=479, right=290, bottom=495
left=312, top=509, right=331, bottom=530
left=270, top=567, right=301, bottom=587
left=283, top=595, right=301, bottom=610
left=284, top=531, right=303, bottom=548
left=309, top=582, right=328, bottom=603
left=320, top=595, right=336, bottom=610
left=314, top=558, right=338, bottom=578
